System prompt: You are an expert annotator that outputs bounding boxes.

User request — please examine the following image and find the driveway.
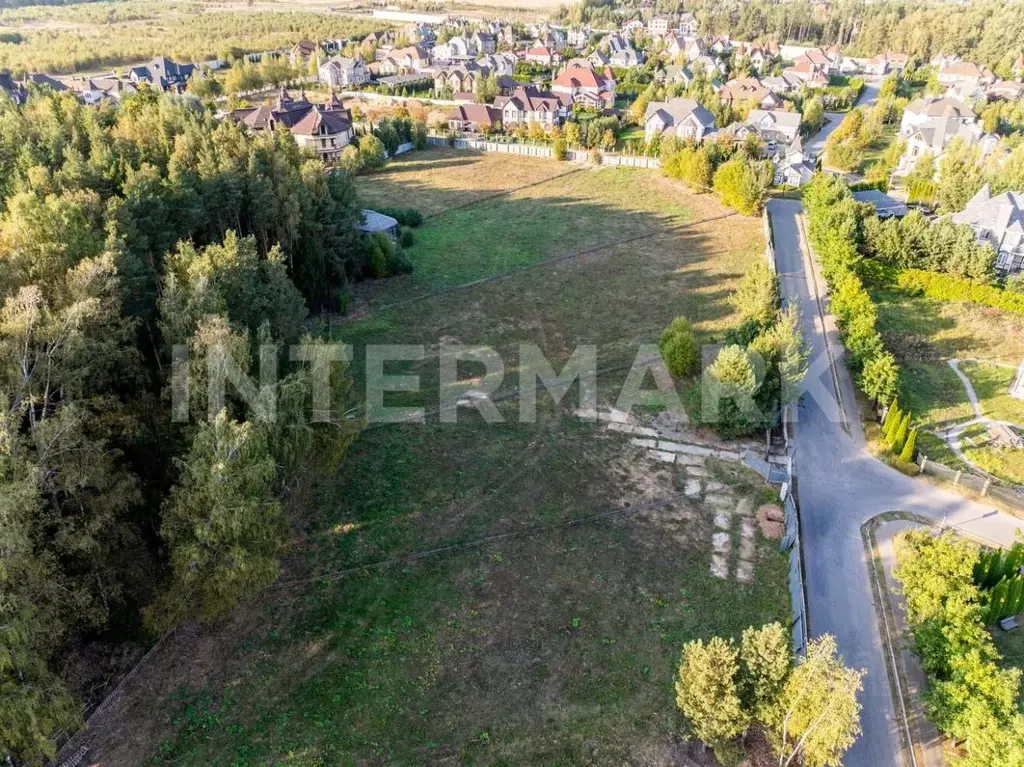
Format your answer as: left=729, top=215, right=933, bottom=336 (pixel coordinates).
left=767, top=198, right=1024, bottom=766
left=803, top=79, right=882, bottom=160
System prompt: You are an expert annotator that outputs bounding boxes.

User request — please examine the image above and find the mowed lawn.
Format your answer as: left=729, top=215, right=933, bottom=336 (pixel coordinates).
left=92, top=150, right=788, bottom=766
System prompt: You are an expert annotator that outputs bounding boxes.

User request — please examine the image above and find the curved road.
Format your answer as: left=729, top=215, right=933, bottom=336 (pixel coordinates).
left=768, top=198, right=1024, bottom=766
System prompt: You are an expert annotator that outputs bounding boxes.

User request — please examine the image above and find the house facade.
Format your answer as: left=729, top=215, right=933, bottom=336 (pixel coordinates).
left=319, top=55, right=370, bottom=88
left=643, top=98, right=717, bottom=142
left=952, top=185, right=1024, bottom=274
left=128, top=57, right=196, bottom=92
left=551, top=63, right=616, bottom=108
left=231, top=88, right=353, bottom=164
left=744, top=109, right=801, bottom=143
left=493, top=86, right=566, bottom=128
left=447, top=103, right=502, bottom=132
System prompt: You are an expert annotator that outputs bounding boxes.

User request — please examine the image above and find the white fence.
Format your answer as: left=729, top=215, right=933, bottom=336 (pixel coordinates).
left=426, top=135, right=660, bottom=168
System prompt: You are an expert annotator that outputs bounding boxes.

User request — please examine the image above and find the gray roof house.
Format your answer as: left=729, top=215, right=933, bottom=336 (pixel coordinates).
left=129, top=56, right=196, bottom=92
left=358, top=209, right=399, bottom=239
left=644, top=98, right=717, bottom=142
left=952, top=184, right=1024, bottom=274
left=852, top=190, right=909, bottom=219
left=744, top=109, right=801, bottom=143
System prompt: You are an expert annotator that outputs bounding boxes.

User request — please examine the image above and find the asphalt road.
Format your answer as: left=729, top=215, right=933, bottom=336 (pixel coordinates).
left=767, top=198, right=1024, bottom=767
left=804, top=80, right=882, bottom=160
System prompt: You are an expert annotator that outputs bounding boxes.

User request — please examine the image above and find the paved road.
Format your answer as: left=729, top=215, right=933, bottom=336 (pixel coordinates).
left=804, top=80, right=882, bottom=160
left=767, top=198, right=1024, bottom=767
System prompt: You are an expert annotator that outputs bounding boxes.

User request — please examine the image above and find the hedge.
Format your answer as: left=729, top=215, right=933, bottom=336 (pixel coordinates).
left=896, top=269, right=1024, bottom=315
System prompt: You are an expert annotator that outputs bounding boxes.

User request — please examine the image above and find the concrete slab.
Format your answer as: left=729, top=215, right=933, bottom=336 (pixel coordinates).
left=652, top=450, right=676, bottom=463
left=630, top=437, right=657, bottom=449
left=684, top=479, right=702, bottom=497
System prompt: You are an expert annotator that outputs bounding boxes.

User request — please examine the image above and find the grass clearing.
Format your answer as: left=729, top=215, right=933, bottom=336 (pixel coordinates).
left=958, top=361, right=1024, bottom=426
left=86, top=150, right=786, bottom=766
left=357, top=148, right=569, bottom=218
left=872, top=286, right=1024, bottom=428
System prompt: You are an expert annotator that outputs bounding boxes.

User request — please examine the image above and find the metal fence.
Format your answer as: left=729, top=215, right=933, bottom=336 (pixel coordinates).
left=918, top=455, right=1024, bottom=514
left=763, top=209, right=776, bottom=273
left=742, top=451, right=807, bottom=656
left=425, top=135, right=661, bottom=168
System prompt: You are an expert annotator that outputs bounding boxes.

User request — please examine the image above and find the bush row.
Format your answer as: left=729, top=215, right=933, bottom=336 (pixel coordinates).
left=802, top=174, right=900, bottom=406
left=896, top=269, right=1024, bottom=315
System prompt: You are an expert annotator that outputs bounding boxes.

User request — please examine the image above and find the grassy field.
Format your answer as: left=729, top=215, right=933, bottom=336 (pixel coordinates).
left=0, top=0, right=380, bottom=74
left=87, top=149, right=787, bottom=765
left=872, top=286, right=1024, bottom=429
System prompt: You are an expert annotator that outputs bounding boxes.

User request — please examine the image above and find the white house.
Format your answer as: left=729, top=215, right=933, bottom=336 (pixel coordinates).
left=899, top=97, right=975, bottom=136
left=744, top=109, right=801, bottom=143
left=319, top=55, right=370, bottom=88
left=678, top=12, right=699, bottom=37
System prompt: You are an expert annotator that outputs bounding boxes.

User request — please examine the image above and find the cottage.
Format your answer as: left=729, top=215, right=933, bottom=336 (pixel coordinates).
left=523, top=46, right=558, bottom=66
left=551, top=63, right=616, bottom=108
left=231, top=88, right=353, bottom=164
left=678, top=12, right=699, bottom=37
left=744, top=109, right=801, bottom=143
left=128, top=56, right=196, bottom=92
left=773, top=136, right=816, bottom=187
left=899, top=97, right=975, bottom=135
left=289, top=40, right=319, bottom=68
left=494, top=86, right=566, bottom=128
left=378, top=45, right=431, bottom=75
left=952, top=185, right=1024, bottom=274
left=447, top=103, right=502, bottom=132
left=319, top=55, right=370, bottom=88
left=718, top=77, right=782, bottom=109
left=937, top=61, right=995, bottom=90
left=472, top=32, right=496, bottom=55
left=644, top=98, right=717, bottom=142
left=648, top=15, right=671, bottom=36
left=895, top=118, right=995, bottom=177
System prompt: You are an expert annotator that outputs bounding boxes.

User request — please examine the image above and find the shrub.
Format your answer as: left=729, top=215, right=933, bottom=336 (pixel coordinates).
left=1007, top=273, right=1024, bottom=295
left=358, top=134, right=387, bottom=170
left=659, top=316, right=700, bottom=378
left=552, top=137, right=567, bottom=161
left=712, top=156, right=772, bottom=215
left=897, top=269, right=1024, bottom=314
left=377, top=207, right=423, bottom=227
left=398, top=227, right=414, bottom=247
left=899, top=427, right=918, bottom=463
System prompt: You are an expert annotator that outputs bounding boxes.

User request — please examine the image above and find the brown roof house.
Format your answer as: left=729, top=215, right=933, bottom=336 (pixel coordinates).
left=447, top=103, right=502, bottom=132
left=551, top=62, right=616, bottom=108
left=493, top=85, right=566, bottom=128
left=231, top=88, right=353, bottom=164
left=719, top=76, right=783, bottom=109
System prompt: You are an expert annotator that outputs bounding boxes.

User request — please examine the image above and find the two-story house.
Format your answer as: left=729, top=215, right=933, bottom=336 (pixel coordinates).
left=952, top=185, right=1024, bottom=274
left=643, top=98, right=717, bottom=142
left=493, top=86, right=566, bottom=128
left=319, top=55, right=370, bottom=88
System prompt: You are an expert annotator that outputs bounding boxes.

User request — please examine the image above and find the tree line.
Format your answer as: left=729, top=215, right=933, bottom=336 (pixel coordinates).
left=0, top=87, right=381, bottom=764
left=894, top=531, right=1024, bottom=766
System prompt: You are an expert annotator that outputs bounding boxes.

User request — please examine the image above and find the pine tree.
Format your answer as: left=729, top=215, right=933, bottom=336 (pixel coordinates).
left=883, top=402, right=902, bottom=444
left=892, top=412, right=911, bottom=454
left=899, top=427, right=918, bottom=463
left=676, top=636, right=749, bottom=751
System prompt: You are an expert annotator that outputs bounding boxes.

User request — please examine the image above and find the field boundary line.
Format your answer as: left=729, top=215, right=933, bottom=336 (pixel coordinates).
left=338, top=210, right=738, bottom=323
